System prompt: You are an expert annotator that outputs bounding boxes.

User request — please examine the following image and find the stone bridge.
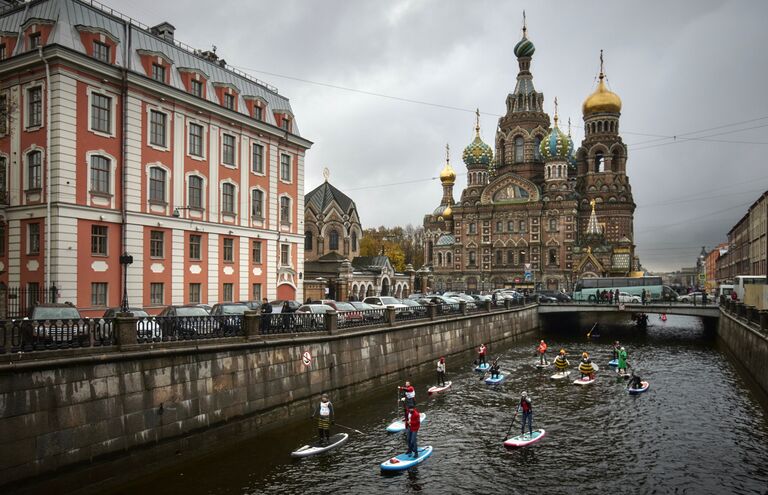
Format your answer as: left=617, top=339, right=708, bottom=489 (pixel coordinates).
left=537, top=302, right=721, bottom=319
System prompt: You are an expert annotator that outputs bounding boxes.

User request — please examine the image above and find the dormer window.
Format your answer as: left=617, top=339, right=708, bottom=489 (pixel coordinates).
left=28, top=32, right=40, bottom=50
left=93, top=41, right=110, bottom=63
left=254, top=105, right=262, bottom=121
left=191, top=79, right=203, bottom=97
left=0, top=44, right=6, bottom=61
left=281, top=116, right=291, bottom=132
left=76, top=26, right=119, bottom=65
left=224, top=93, right=234, bottom=110
left=151, top=63, right=166, bottom=83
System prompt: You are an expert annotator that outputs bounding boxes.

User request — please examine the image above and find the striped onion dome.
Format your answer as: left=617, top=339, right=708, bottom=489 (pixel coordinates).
left=539, top=116, right=573, bottom=160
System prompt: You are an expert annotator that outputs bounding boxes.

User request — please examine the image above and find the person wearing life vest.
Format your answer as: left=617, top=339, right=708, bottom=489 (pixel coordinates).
left=617, top=346, right=628, bottom=375
left=478, top=343, right=487, bottom=365
left=518, top=391, right=534, bottom=437
left=489, top=358, right=501, bottom=379
left=311, top=393, right=334, bottom=445
left=536, top=340, right=548, bottom=365
left=405, top=406, right=421, bottom=457
left=579, top=352, right=596, bottom=379
left=554, top=349, right=569, bottom=373
left=436, top=357, right=446, bottom=387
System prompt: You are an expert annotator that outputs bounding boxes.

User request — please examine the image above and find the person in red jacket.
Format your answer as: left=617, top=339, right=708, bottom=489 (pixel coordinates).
left=398, top=381, right=416, bottom=422
left=536, top=340, right=548, bottom=365
left=405, top=406, right=421, bottom=457
left=478, top=343, right=487, bottom=365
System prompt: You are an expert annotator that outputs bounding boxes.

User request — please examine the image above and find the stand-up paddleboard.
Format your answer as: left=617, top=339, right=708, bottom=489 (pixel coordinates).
left=475, top=362, right=490, bottom=372
left=386, top=413, right=426, bottom=433
left=608, top=359, right=618, bottom=367
left=616, top=370, right=630, bottom=379
left=535, top=362, right=550, bottom=368
left=485, top=374, right=505, bottom=384
left=550, top=370, right=571, bottom=380
left=427, top=381, right=452, bottom=395
left=628, top=381, right=650, bottom=394
left=291, top=433, right=348, bottom=458
left=380, top=446, right=433, bottom=471
left=504, top=429, right=546, bottom=448
left=574, top=375, right=596, bottom=385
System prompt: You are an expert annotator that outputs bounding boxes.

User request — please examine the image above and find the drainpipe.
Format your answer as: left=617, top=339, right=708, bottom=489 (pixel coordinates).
left=39, top=46, right=51, bottom=293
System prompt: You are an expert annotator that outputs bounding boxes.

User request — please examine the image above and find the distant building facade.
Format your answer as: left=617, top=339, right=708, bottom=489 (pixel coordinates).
left=717, top=191, right=768, bottom=282
left=422, top=21, right=637, bottom=293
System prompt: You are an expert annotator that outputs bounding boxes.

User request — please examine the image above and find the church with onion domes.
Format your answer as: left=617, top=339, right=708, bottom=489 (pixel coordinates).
left=422, top=17, right=638, bottom=293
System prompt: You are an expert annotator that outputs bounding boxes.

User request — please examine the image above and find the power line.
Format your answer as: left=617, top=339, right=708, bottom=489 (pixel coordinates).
left=625, top=115, right=768, bottom=147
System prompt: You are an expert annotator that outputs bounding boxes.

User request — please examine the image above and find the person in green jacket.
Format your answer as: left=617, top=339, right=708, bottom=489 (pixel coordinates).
left=617, top=346, right=628, bottom=376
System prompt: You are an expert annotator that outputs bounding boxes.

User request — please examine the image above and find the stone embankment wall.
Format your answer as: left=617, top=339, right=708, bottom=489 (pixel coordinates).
left=0, top=305, right=537, bottom=488
left=718, top=308, right=768, bottom=395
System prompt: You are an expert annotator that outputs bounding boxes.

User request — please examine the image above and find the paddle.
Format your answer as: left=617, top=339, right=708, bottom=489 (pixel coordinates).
left=504, top=409, right=520, bottom=440
left=586, top=322, right=598, bottom=338
left=335, top=423, right=363, bottom=434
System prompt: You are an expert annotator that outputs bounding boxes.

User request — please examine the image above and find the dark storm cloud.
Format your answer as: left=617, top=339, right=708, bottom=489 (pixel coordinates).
left=107, top=0, right=768, bottom=271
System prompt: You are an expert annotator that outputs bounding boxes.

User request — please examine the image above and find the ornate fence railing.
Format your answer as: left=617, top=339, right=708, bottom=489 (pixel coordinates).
left=0, top=317, right=115, bottom=352
left=137, top=315, right=244, bottom=342
left=337, top=309, right=386, bottom=329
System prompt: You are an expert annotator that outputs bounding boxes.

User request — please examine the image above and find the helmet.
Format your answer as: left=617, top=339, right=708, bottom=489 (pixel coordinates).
left=620, top=347, right=625, bottom=351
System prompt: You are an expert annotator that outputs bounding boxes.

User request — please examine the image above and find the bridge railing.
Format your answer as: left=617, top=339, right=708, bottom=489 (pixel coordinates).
left=721, top=298, right=768, bottom=333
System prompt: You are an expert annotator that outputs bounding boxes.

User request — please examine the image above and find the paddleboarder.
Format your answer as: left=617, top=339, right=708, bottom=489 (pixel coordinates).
left=489, top=358, right=501, bottom=380
left=536, top=340, right=548, bottom=365
left=311, top=393, right=334, bottom=445
left=554, top=349, right=569, bottom=374
left=517, top=391, right=533, bottom=437
left=578, top=352, right=596, bottom=380
left=617, top=346, right=628, bottom=376
left=612, top=341, right=621, bottom=361
left=478, top=343, right=488, bottom=366
left=628, top=372, right=643, bottom=390
left=405, top=406, right=421, bottom=458
left=436, top=357, right=446, bottom=387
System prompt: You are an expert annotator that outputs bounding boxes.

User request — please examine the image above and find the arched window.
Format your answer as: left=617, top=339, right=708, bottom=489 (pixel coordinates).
left=595, top=151, right=605, bottom=173
left=188, top=175, right=203, bottom=209
left=548, top=248, right=557, bottom=265
left=250, top=189, right=263, bottom=219
left=547, top=166, right=551, bottom=179
left=468, top=250, right=476, bottom=266
left=437, top=252, right=443, bottom=266
left=514, top=137, right=524, bottom=163
left=549, top=218, right=557, bottom=231
left=519, top=251, right=526, bottom=265
left=351, top=231, right=358, bottom=252
left=496, top=250, right=502, bottom=265
left=446, top=252, right=452, bottom=264
left=149, top=166, right=166, bottom=202
left=534, top=136, right=542, bottom=161
left=304, top=231, right=313, bottom=251
left=329, top=229, right=339, bottom=250
left=597, top=121, right=603, bottom=133
left=507, top=250, right=514, bottom=265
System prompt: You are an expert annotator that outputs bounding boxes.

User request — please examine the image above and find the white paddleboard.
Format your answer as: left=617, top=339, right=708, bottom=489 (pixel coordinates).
left=628, top=381, right=650, bottom=394
left=386, top=412, right=426, bottom=433
left=550, top=371, right=571, bottom=380
left=573, top=376, right=596, bottom=385
left=291, top=433, right=349, bottom=458
left=504, top=429, right=546, bottom=448
left=535, top=362, right=551, bottom=368
left=427, top=381, right=452, bottom=395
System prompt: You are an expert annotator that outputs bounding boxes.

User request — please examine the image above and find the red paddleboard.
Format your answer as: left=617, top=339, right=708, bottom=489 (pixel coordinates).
left=504, top=429, right=546, bottom=448
left=427, top=381, right=452, bottom=395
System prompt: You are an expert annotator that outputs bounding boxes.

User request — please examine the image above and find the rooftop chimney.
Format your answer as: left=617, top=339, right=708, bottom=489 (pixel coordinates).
left=150, top=22, right=176, bottom=42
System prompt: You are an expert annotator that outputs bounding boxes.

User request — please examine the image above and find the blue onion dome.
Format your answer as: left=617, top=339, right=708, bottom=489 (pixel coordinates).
left=539, top=115, right=573, bottom=160
left=463, top=113, right=493, bottom=168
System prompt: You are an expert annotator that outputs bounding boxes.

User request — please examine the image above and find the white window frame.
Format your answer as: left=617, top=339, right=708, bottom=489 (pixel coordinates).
left=279, top=152, right=292, bottom=183
left=186, top=120, right=207, bottom=161
left=86, top=86, right=117, bottom=138
left=23, top=82, right=44, bottom=131
left=85, top=150, right=118, bottom=208
left=280, top=243, right=291, bottom=266
left=24, top=147, right=43, bottom=191
left=220, top=179, right=238, bottom=217
left=220, top=131, right=238, bottom=168
left=146, top=106, right=171, bottom=151
left=189, top=282, right=201, bottom=304
left=185, top=172, right=207, bottom=211
left=145, top=162, right=171, bottom=212
left=279, top=193, right=292, bottom=227
left=250, top=186, right=265, bottom=222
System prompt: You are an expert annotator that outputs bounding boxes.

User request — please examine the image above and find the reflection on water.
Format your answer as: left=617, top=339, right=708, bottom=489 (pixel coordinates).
left=92, top=316, right=768, bottom=495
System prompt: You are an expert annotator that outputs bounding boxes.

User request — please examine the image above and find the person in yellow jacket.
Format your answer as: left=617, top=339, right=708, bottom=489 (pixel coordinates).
left=578, top=352, right=596, bottom=380
left=554, top=349, right=569, bottom=375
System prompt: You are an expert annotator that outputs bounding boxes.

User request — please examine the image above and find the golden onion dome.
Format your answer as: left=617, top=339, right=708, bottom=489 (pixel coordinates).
left=439, top=162, right=456, bottom=183
left=582, top=74, right=622, bottom=116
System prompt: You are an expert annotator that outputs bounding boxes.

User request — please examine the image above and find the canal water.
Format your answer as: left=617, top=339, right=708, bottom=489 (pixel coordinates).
left=90, top=315, right=768, bottom=494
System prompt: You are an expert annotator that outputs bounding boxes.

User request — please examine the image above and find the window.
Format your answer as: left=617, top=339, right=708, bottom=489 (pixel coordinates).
left=534, top=136, right=542, bottom=161
left=28, top=223, right=40, bottom=255
left=447, top=252, right=452, bottom=264
left=190, top=79, right=203, bottom=98
left=91, top=282, right=108, bottom=306
left=222, top=183, right=235, bottom=214
left=91, top=225, right=108, bottom=255
left=151, top=63, right=166, bottom=83
left=496, top=221, right=502, bottom=233
left=280, top=244, right=290, bottom=265
left=28, top=87, right=42, bottom=128
left=468, top=223, right=476, bottom=234
left=149, top=167, right=166, bottom=203
left=507, top=221, right=514, bottom=232
left=252, top=240, right=262, bottom=264
left=223, top=93, right=235, bottom=110
left=222, top=134, right=236, bottom=165
left=304, top=231, right=313, bottom=250
left=189, top=283, right=201, bottom=304
left=150, top=230, right=164, bottom=258
left=188, top=175, right=203, bottom=208
left=519, top=220, right=527, bottom=233
left=28, top=32, right=40, bottom=50
left=0, top=44, right=6, bottom=60
left=281, top=116, right=290, bottom=132
left=280, top=196, right=291, bottom=225
left=252, top=283, right=261, bottom=300
left=351, top=231, right=358, bottom=252
left=468, top=250, right=476, bottom=266
left=251, top=189, right=263, bottom=219
left=26, top=282, right=40, bottom=308
left=150, top=283, right=164, bottom=305
left=27, top=151, right=41, bottom=190
left=252, top=144, right=264, bottom=173
left=595, top=151, right=605, bottom=173
left=280, top=154, right=291, bottom=181
left=222, top=283, right=234, bottom=302
left=90, top=93, right=111, bottom=133
left=507, top=250, right=514, bottom=265
left=223, top=238, right=234, bottom=262
left=93, top=41, right=110, bottom=63
left=90, top=155, right=110, bottom=194
left=149, top=110, right=167, bottom=147
left=329, top=230, right=339, bottom=250
left=549, top=218, right=557, bottom=231
left=514, top=136, right=524, bottom=163
left=519, top=251, right=526, bottom=265
left=189, top=234, right=201, bottom=260
left=496, top=250, right=502, bottom=265
left=189, top=123, right=204, bottom=157
left=254, top=105, right=262, bottom=121
left=548, top=248, right=558, bottom=265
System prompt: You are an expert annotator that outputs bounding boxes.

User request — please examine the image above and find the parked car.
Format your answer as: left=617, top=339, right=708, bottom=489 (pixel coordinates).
left=194, top=304, right=212, bottom=314
left=102, top=307, right=159, bottom=340
left=446, top=293, right=478, bottom=309
left=678, top=292, right=707, bottom=303
left=157, top=305, right=214, bottom=339
left=421, top=295, right=461, bottom=310
left=533, top=292, right=558, bottom=303
left=320, top=300, right=362, bottom=324
left=270, top=300, right=302, bottom=313
left=618, top=292, right=641, bottom=303
left=294, top=304, right=335, bottom=330
left=498, top=290, right=524, bottom=303
left=237, top=300, right=263, bottom=311
left=538, top=290, right=572, bottom=303
left=23, top=303, right=87, bottom=346
left=398, top=298, right=428, bottom=316
left=349, top=301, right=385, bottom=321
left=363, top=296, right=410, bottom=312
left=472, top=294, right=492, bottom=303
left=210, top=303, right=249, bottom=335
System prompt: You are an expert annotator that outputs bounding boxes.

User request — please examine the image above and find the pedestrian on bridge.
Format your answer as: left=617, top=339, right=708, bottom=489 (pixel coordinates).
left=615, top=289, right=620, bottom=305
left=641, top=289, right=647, bottom=306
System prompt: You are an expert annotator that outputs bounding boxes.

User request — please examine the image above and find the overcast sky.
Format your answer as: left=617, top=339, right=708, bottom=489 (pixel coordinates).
left=105, top=0, right=768, bottom=272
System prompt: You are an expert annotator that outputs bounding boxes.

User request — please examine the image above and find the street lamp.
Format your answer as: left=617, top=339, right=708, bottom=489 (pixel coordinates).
left=120, top=253, right=134, bottom=312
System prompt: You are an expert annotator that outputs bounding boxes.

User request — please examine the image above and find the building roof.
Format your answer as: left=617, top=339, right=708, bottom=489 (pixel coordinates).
left=305, top=181, right=356, bottom=214
left=0, top=0, right=299, bottom=135
left=436, top=234, right=455, bottom=246
left=351, top=256, right=390, bottom=272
